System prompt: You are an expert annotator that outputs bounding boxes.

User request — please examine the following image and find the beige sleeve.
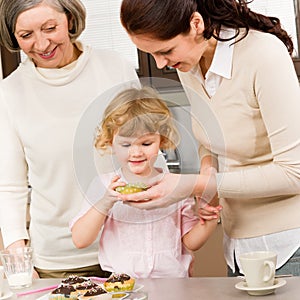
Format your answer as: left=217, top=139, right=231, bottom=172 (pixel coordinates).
left=217, top=47, right=300, bottom=198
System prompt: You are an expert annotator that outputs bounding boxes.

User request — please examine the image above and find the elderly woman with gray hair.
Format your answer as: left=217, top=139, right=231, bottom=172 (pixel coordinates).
left=0, top=0, right=138, bottom=278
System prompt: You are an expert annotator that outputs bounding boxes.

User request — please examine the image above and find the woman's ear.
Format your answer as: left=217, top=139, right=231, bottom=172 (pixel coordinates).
left=190, top=12, right=205, bottom=35
left=68, top=15, right=75, bottom=32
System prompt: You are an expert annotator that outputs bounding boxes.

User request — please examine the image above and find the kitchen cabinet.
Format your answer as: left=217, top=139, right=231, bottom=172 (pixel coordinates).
left=0, top=48, right=20, bottom=78
left=193, top=224, right=227, bottom=277
left=138, top=52, right=181, bottom=89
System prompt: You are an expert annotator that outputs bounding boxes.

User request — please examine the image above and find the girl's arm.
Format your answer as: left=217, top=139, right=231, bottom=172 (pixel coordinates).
left=71, top=175, right=124, bottom=248
left=182, top=210, right=220, bottom=252
left=71, top=206, right=107, bottom=249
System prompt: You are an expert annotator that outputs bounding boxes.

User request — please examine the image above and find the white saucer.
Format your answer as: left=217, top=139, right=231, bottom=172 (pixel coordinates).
left=235, top=278, right=286, bottom=296
left=0, top=291, right=14, bottom=300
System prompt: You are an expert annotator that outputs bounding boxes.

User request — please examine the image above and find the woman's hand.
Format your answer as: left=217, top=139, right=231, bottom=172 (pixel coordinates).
left=118, top=173, right=194, bottom=209
left=7, top=241, right=40, bottom=279
left=32, top=268, right=40, bottom=279
left=6, top=240, right=26, bottom=249
left=119, top=172, right=216, bottom=209
left=197, top=163, right=221, bottom=224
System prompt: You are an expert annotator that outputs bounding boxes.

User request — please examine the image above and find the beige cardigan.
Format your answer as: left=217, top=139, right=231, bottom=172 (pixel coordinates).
left=178, top=30, right=300, bottom=238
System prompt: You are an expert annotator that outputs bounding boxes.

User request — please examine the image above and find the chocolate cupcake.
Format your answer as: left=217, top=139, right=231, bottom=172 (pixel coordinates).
left=79, top=286, right=111, bottom=299
left=62, top=275, right=88, bottom=287
left=104, top=273, right=135, bottom=292
left=75, top=281, right=99, bottom=296
left=49, top=284, right=78, bottom=299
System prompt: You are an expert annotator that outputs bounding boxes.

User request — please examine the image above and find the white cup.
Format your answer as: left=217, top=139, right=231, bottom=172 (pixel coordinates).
left=0, top=247, right=33, bottom=289
left=0, top=265, right=4, bottom=297
left=239, top=251, right=277, bottom=288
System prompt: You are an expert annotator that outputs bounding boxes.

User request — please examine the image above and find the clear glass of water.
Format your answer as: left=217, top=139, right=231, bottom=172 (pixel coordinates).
left=0, top=247, right=33, bottom=289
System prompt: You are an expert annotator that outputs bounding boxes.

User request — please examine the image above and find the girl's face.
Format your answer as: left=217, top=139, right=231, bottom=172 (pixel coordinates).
left=112, top=132, right=161, bottom=176
left=129, top=13, right=207, bottom=72
left=14, top=3, right=75, bottom=68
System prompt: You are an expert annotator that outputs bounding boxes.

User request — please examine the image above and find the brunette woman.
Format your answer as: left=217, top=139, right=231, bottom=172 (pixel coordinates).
left=119, top=0, right=300, bottom=276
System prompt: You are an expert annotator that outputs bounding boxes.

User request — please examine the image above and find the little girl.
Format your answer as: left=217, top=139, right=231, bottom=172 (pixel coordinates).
left=71, top=86, right=220, bottom=278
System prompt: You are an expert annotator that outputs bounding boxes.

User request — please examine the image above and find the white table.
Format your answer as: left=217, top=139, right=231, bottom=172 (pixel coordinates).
left=2, top=276, right=298, bottom=299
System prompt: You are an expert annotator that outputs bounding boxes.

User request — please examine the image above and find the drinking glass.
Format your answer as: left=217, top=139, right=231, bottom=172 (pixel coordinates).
left=0, top=247, right=33, bottom=289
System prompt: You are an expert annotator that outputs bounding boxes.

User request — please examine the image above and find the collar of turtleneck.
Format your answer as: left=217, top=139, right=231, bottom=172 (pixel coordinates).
left=20, top=41, right=92, bottom=86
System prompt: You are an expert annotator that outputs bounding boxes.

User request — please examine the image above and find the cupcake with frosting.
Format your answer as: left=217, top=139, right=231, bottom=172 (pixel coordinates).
left=48, top=284, right=78, bottom=300
left=79, top=286, right=112, bottom=299
left=75, top=280, right=99, bottom=297
left=104, top=273, right=135, bottom=292
left=61, top=275, right=89, bottom=288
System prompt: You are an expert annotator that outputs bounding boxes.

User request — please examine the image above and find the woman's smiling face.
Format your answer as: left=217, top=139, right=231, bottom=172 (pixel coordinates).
left=14, top=2, right=75, bottom=68
left=130, top=33, right=204, bottom=72
left=129, top=12, right=207, bottom=72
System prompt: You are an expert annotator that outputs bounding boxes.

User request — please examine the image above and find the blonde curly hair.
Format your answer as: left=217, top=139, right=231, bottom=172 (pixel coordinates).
left=95, top=86, right=180, bottom=151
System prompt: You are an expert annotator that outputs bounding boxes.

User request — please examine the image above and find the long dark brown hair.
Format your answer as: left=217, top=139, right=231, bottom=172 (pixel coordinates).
left=121, top=0, right=293, bottom=55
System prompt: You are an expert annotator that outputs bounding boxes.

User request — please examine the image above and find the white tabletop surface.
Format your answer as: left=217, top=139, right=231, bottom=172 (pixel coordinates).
left=1, top=276, right=298, bottom=300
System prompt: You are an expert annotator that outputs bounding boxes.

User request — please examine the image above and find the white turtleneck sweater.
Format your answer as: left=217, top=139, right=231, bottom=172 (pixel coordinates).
left=0, top=42, right=139, bottom=269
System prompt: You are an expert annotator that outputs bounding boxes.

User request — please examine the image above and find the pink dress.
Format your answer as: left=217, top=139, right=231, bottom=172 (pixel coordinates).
left=71, top=170, right=199, bottom=278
